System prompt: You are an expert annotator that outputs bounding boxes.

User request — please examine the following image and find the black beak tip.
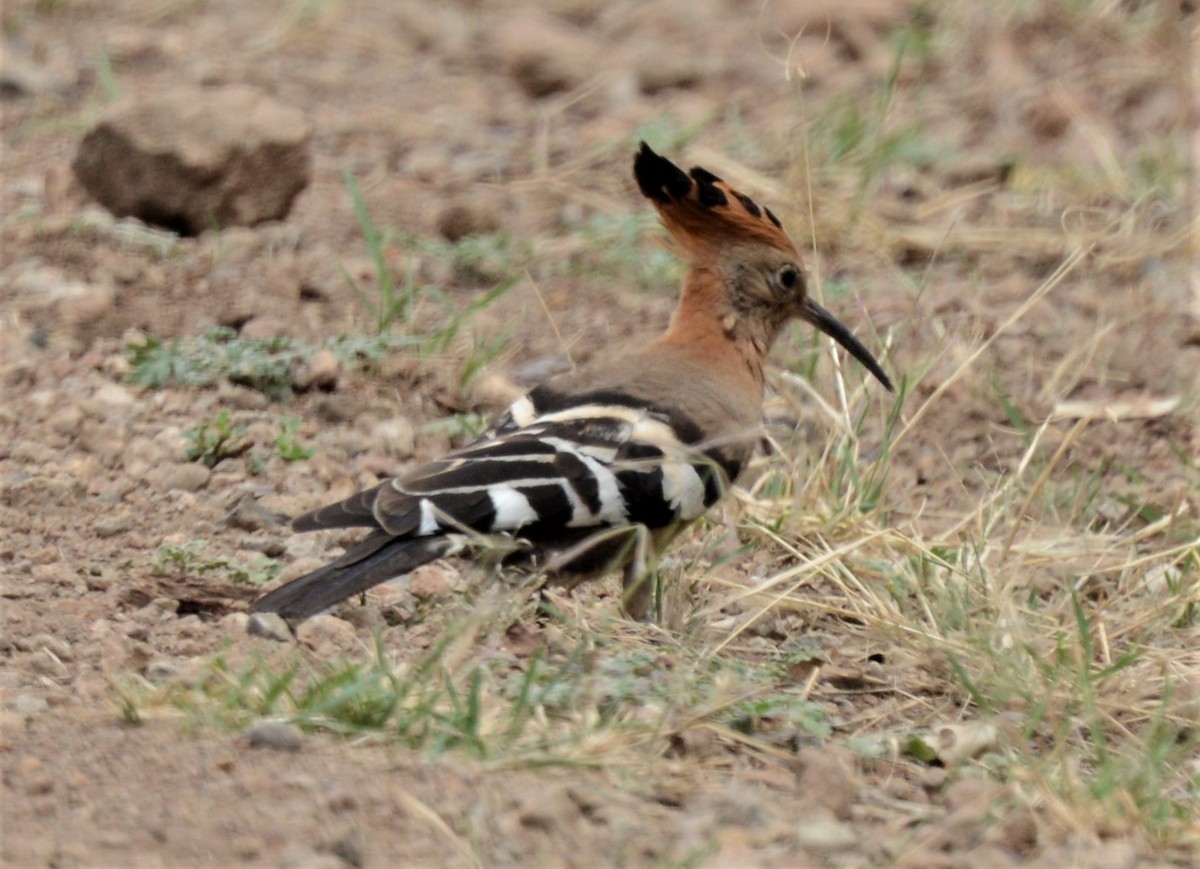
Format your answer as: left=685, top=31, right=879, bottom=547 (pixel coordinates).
left=803, top=299, right=894, bottom=393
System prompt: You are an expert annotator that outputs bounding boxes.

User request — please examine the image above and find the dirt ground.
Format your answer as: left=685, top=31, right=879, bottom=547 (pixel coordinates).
left=2, top=0, right=1198, bottom=866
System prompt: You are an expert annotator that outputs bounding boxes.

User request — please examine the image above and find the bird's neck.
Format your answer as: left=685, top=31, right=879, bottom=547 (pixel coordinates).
left=653, top=265, right=779, bottom=392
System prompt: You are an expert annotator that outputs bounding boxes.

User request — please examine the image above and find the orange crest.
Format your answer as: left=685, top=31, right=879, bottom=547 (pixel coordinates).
left=633, top=142, right=799, bottom=261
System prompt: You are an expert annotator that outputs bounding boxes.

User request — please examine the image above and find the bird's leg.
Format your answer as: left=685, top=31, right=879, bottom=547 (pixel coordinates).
left=619, top=523, right=658, bottom=622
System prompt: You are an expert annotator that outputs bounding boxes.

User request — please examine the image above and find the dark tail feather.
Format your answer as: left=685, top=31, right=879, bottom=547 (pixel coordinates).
left=250, top=533, right=457, bottom=621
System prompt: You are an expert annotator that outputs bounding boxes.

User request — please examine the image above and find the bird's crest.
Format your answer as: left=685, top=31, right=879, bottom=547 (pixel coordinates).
left=633, top=142, right=799, bottom=261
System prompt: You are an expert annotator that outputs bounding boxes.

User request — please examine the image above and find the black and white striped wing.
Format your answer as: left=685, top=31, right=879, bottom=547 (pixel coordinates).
left=294, top=403, right=729, bottom=545
left=257, top=398, right=734, bottom=620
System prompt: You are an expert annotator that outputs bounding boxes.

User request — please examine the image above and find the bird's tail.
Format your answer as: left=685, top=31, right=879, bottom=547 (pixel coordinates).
left=250, top=532, right=462, bottom=621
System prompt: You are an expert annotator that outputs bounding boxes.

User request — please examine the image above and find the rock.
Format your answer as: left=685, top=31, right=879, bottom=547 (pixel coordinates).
left=150, top=462, right=211, bottom=492
left=219, top=612, right=250, bottom=633
left=144, top=659, right=181, bottom=683
left=48, top=405, right=84, bottom=437
left=225, top=494, right=282, bottom=532
left=279, top=849, right=344, bottom=869
left=315, top=395, right=363, bottom=424
left=295, top=614, right=359, bottom=654
left=238, top=315, right=291, bottom=341
left=10, top=694, right=50, bottom=716
left=371, top=417, right=416, bottom=460
left=244, top=720, right=303, bottom=752
left=0, top=474, right=84, bottom=508
left=247, top=612, right=292, bottom=642
left=72, top=85, right=312, bottom=236
left=14, top=632, right=73, bottom=660
left=293, top=348, right=340, bottom=392
left=794, top=815, right=858, bottom=853
left=516, top=783, right=583, bottom=832
left=794, top=747, right=855, bottom=819
left=408, top=564, right=455, bottom=600
left=492, top=14, right=598, bottom=99
left=27, top=650, right=69, bottom=680
left=635, top=53, right=708, bottom=95
left=322, top=829, right=365, bottom=868
left=0, top=39, right=75, bottom=97
left=86, top=382, right=138, bottom=420
left=436, top=197, right=502, bottom=242
left=95, top=513, right=135, bottom=538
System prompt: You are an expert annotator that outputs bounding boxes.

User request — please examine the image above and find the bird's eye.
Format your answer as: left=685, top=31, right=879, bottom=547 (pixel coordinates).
left=777, top=265, right=800, bottom=290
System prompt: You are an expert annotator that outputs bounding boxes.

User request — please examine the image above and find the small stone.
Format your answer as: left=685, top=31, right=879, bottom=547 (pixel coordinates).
left=279, top=849, right=344, bottom=869
left=10, top=694, right=50, bottom=715
left=239, top=315, right=290, bottom=341
left=293, top=348, right=340, bottom=392
left=27, top=650, right=69, bottom=679
left=95, top=513, right=135, bottom=538
left=794, top=746, right=854, bottom=819
left=151, top=462, right=211, bottom=492
left=324, top=829, right=365, bottom=868
left=296, top=614, right=359, bottom=653
left=315, top=395, right=362, bottom=424
left=794, top=815, right=858, bottom=853
left=247, top=612, right=291, bottom=642
left=372, top=417, right=416, bottom=460
left=409, top=565, right=455, bottom=600
left=986, top=808, right=1039, bottom=855
left=84, top=568, right=115, bottom=592
left=517, top=784, right=580, bottom=832
left=492, top=13, right=597, bottom=98
left=15, top=632, right=73, bottom=660
left=224, top=494, right=282, bottom=532
left=48, top=405, right=84, bottom=437
left=436, top=198, right=502, bottom=243
left=219, top=612, right=250, bottom=633
left=636, top=53, right=707, bottom=94
left=0, top=474, right=84, bottom=508
left=1089, top=840, right=1139, bottom=869
left=90, top=382, right=137, bottom=416
left=144, top=659, right=180, bottom=683
left=244, top=720, right=303, bottom=752
left=943, top=776, right=997, bottom=815
left=512, top=354, right=571, bottom=386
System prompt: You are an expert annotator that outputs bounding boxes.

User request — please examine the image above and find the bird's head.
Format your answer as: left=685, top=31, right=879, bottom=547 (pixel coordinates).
left=633, top=142, right=893, bottom=392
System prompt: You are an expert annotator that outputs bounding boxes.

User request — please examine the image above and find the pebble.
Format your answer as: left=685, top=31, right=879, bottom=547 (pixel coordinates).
left=294, top=348, right=339, bottom=392
left=794, top=746, right=854, bottom=819
left=27, top=649, right=70, bottom=679
left=296, top=614, right=359, bottom=653
left=11, top=693, right=50, bottom=715
left=244, top=720, right=303, bottom=752
left=95, top=513, right=135, bottom=538
left=144, top=659, right=180, bottom=683
left=492, top=13, right=597, bottom=99
left=371, top=417, right=416, bottom=460
left=150, top=462, right=211, bottom=492
left=15, top=632, right=73, bottom=660
left=247, top=612, right=292, bottom=642
left=794, top=815, right=859, bottom=853
left=279, top=849, right=344, bottom=869
left=408, top=565, right=455, bottom=600
left=315, top=395, right=363, bottom=424
left=225, top=494, right=282, bottom=532
left=89, top=381, right=137, bottom=417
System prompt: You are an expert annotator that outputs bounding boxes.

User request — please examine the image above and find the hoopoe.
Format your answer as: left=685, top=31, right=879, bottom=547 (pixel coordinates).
left=251, top=142, right=893, bottom=622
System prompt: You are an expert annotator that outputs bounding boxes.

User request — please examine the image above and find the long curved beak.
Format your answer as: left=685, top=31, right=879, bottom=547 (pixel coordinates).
left=800, top=298, right=894, bottom=392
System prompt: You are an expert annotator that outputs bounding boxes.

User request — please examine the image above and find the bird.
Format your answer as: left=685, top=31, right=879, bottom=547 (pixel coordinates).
left=250, top=141, right=893, bottom=623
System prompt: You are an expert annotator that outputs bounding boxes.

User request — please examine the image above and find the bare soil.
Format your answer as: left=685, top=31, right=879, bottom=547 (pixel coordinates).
left=2, top=1, right=1197, bottom=866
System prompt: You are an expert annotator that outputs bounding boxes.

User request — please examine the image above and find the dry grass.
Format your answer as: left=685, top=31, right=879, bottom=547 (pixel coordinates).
left=121, top=0, right=1200, bottom=862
